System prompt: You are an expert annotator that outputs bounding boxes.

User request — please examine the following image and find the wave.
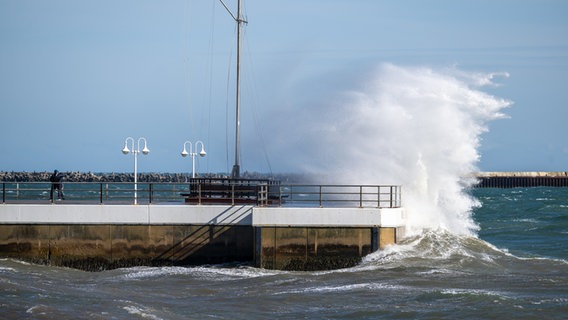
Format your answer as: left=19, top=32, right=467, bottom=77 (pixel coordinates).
left=268, top=63, right=511, bottom=237
left=358, top=229, right=568, bottom=273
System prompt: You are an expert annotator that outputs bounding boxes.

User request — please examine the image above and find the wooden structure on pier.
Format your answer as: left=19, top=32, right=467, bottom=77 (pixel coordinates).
left=180, top=178, right=282, bottom=205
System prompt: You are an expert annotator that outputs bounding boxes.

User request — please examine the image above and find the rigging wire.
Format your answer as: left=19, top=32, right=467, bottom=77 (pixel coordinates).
left=186, top=0, right=194, bottom=147
left=225, top=51, right=233, bottom=175
left=205, top=0, right=217, bottom=174
left=241, top=0, right=274, bottom=176
left=185, top=0, right=198, bottom=178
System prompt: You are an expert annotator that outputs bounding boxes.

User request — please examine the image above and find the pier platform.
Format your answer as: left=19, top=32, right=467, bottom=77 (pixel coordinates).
left=0, top=182, right=404, bottom=271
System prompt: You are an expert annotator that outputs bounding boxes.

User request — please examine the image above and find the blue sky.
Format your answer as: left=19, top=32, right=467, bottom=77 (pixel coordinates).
left=1, top=0, right=567, bottom=175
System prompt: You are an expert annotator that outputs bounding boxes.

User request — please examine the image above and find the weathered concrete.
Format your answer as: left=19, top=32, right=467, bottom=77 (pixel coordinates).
left=0, top=204, right=406, bottom=271
left=256, top=226, right=398, bottom=270
left=0, top=224, right=253, bottom=270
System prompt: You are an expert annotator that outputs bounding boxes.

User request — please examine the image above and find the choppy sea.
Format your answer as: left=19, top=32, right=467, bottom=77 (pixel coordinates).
left=1, top=187, right=567, bottom=319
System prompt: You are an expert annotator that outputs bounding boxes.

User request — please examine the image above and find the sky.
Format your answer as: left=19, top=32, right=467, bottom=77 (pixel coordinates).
left=0, top=0, right=567, bottom=176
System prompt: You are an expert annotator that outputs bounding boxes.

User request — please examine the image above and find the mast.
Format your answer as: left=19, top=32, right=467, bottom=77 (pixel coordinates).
left=219, top=0, right=246, bottom=179
left=231, top=0, right=244, bottom=179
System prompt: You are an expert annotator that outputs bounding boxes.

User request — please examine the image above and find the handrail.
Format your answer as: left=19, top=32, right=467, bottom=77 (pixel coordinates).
left=0, top=181, right=402, bottom=208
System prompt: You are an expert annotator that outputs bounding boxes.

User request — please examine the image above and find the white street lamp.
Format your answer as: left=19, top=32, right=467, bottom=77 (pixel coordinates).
left=181, top=140, right=206, bottom=178
left=122, top=137, right=150, bottom=204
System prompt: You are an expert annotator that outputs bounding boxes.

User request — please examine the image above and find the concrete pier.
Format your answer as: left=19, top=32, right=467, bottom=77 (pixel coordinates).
left=0, top=204, right=405, bottom=271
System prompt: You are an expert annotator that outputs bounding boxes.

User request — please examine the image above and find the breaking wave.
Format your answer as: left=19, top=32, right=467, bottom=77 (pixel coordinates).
left=271, top=63, right=511, bottom=237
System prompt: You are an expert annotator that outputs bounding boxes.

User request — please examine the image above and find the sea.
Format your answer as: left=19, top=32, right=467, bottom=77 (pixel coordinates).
left=1, top=186, right=567, bottom=319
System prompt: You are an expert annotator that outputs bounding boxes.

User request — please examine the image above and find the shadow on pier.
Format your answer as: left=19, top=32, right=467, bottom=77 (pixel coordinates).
left=152, top=206, right=254, bottom=266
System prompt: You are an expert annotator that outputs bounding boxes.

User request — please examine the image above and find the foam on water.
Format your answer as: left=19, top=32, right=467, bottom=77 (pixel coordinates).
left=359, top=230, right=515, bottom=271
left=275, top=282, right=406, bottom=295
left=122, top=305, right=162, bottom=320
left=116, top=265, right=279, bottom=282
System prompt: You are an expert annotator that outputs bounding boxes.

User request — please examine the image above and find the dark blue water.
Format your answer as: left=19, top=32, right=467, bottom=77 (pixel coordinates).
left=474, top=187, right=568, bottom=260
left=1, top=187, right=567, bottom=319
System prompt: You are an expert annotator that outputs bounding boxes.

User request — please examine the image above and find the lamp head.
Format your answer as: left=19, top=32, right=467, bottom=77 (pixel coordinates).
left=122, top=144, right=130, bottom=155
left=141, top=146, right=150, bottom=155
left=181, top=147, right=189, bottom=157
left=199, top=147, right=207, bottom=157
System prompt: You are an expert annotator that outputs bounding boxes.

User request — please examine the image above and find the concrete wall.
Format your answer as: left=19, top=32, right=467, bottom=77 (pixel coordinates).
left=0, top=204, right=406, bottom=271
left=0, top=204, right=253, bottom=225
left=253, top=207, right=405, bottom=227
left=256, top=226, right=397, bottom=271
left=0, top=204, right=405, bottom=227
left=0, top=224, right=253, bottom=270
left=0, top=223, right=397, bottom=271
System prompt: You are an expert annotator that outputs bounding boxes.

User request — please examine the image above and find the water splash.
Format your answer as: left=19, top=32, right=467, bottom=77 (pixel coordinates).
left=272, top=63, right=511, bottom=237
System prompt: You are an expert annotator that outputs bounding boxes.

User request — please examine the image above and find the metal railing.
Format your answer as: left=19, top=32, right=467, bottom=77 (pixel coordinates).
left=275, top=184, right=402, bottom=208
left=0, top=181, right=402, bottom=208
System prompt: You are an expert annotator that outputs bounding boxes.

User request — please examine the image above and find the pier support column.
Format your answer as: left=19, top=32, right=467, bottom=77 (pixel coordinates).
left=371, top=227, right=379, bottom=252
left=254, top=227, right=262, bottom=267
left=256, top=227, right=376, bottom=270
left=378, top=227, right=396, bottom=249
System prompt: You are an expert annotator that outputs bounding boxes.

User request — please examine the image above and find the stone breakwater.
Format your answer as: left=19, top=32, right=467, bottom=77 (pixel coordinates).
left=0, top=171, right=193, bottom=183
left=0, top=171, right=293, bottom=183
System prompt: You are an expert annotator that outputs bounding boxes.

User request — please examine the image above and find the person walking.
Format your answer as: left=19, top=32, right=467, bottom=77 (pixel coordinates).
left=49, top=170, right=65, bottom=201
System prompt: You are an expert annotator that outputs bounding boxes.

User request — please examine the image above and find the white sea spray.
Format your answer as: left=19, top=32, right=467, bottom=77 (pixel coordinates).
left=270, top=63, right=511, bottom=236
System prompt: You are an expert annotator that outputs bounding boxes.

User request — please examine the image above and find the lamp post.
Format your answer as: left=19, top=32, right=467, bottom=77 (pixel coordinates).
left=181, top=140, right=206, bottom=178
left=122, top=137, right=149, bottom=204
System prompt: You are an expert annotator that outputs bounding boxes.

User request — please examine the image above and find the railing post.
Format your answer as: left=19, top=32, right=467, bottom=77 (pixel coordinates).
left=399, top=186, right=402, bottom=207
left=359, top=186, right=363, bottom=208
left=319, top=185, right=323, bottom=207
left=279, top=186, right=283, bottom=207
left=2, top=182, right=5, bottom=204
left=149, top=183, right=153, bottom=204
left=50, top=182, right=54, bottom=204
left=99, top=183, right=103, bottom=204
left=390, top=186, right=393, bottom=208
left=377, top=186, right=381, bottom=208
left=198, top=183, right=202, bottom=205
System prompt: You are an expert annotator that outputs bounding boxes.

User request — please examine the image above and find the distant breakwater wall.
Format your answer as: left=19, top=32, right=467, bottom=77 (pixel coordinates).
left=5, top=171, right=568, bottom=188
left=0, top=171, right=190, bottom=183
left=475, top=172, right=568, bottom=188
left=0, top=171, right=291, bottom=183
